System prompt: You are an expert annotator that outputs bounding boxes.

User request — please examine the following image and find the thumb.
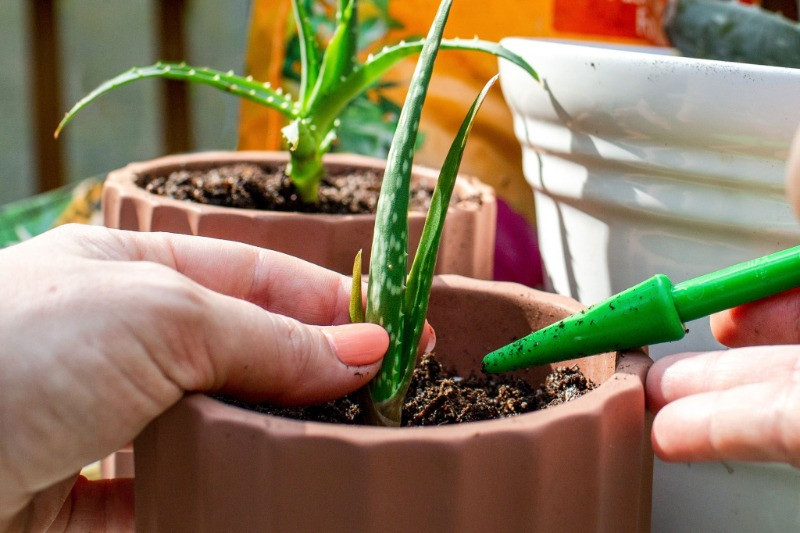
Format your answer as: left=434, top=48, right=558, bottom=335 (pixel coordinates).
left=177, top=293, right=390, bottom=405
left=710, top=287, right=800, bottom=347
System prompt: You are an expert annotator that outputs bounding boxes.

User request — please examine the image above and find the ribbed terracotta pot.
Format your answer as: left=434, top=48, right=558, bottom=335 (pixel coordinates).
left=102, top=151, right=496, bottom=278
left=135, top=275, right=653, bottom=532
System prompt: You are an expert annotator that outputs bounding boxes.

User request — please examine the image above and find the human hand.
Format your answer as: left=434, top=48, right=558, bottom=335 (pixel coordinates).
left=647, top=122, right=800, bottom=467
left=646, top=289, right=800, bottom=466
left=0, top=224, right=425, bottom=531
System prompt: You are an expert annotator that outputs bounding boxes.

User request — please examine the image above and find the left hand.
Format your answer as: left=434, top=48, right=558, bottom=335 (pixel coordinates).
left=0, top=225, right=397, bottom=532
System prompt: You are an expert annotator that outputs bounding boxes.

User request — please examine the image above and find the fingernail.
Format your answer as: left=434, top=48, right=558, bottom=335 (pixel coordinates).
left=417, top=322, right=437, bottom=356
left=424, top=323, right=436, bottom=353
left=325, top=324, right=389, bottom=366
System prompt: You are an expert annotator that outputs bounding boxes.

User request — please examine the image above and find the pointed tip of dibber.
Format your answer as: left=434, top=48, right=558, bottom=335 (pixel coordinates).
left=482, top=274, right=689, bottom=373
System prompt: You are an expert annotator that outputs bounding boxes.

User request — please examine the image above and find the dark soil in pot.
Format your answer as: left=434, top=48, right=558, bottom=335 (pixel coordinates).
left=220, top=353, right=596, bottom=426
left=137, top=162, right=482, bottom=215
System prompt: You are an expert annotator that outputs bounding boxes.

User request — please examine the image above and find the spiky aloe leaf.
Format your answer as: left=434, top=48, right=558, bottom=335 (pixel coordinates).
left=306, top=0, right=358, bottom=110
left=55, top=63, right=296, bottom=138
left=311, top=37, right=538, bottom=131
left=291, top=0, right=322, bottom=105
left=666, top=0, right=800, bottom=68
left=364, top=0, right=449, bottom=426
left=337, top=0, right=360, bottom=77
left=366, top=74, right=498, bottom=426
left=349, top=249, right=365, bottom=323
left=349, top=245, right=389, bottom=424
left=402, top=74, right=497, bottom=365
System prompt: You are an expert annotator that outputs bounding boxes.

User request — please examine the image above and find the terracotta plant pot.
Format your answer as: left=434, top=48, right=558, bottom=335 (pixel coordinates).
left=102, top=151, right=496, bottom=278
left=135, top=275, right=653, bottom=532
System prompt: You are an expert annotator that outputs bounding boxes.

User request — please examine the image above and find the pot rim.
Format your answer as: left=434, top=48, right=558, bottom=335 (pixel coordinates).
left=180, top=275, right=651, bottom=443
left=501, top=36, right=800, bottom=78
left=104, top=150, right=495, bottom=221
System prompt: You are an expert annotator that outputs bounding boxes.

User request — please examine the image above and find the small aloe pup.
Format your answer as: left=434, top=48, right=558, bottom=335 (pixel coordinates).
left=54, top=0, right=537, bottom=204
left=349, top=0, right=500, bottom=426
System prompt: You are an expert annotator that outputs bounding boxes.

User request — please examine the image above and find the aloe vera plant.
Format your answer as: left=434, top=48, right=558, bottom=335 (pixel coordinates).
left=348, top=0, right=501, bottom=426
left=55, top=0, right=537, bottom=204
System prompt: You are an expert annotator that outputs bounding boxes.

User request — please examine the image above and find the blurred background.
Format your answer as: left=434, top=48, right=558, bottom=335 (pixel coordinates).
left=0, top=0, right=251, bottom=206
left=2, top=0, right=798, bottom=275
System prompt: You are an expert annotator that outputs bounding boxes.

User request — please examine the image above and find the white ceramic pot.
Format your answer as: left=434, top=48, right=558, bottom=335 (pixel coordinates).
left=499, top=38, right=800, bottom=532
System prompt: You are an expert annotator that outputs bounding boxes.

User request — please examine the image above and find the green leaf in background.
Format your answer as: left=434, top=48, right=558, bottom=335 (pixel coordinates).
left=56, top=63, right=297, bottom=137
left=311, top=37, right=537, bottom=136
left=291, top=0, right=322, bottom=105
left=334, top=83, right=424, bottom=157
left=0, top=177, right=102, bottom=248
left=283, top=0, right=405, bottom=159
left=666, top=0, right=800, bottom=68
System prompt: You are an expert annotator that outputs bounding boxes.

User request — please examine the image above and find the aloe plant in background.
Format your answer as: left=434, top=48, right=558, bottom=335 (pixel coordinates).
left=55, top=0, right=537, bottom=204
left=281, top=0, right=407, bottom=158
left=349, top=0, right=500, bottom=426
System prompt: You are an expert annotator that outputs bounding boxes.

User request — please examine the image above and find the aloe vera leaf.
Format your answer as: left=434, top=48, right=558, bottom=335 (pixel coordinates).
left=338, top=0, right=360, bottom=76
left=666, top=0, right=800, bottom=68
left=401, top=74, right=498, bottom=374
left=311, top=37, right=538, bottom=131
left=291, top=0, right=322, bottom=105
left=306, top=0, right=357, bottom=110
left=349, top=245, right=384, bottom=424
left=282, top=118, right=325, bottom=203
left=365, top=0, right=452, bottom=426
left=334, top=93, right=402, bottom=157
left=349, top=249, right=365, bottom=323
left=55, top=63, right=296, bottom=138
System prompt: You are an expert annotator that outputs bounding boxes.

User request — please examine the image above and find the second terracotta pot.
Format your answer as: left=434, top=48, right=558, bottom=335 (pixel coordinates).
left=102, top=151, right=496, bottom=277
left=135, top=276, right=653, bottom=532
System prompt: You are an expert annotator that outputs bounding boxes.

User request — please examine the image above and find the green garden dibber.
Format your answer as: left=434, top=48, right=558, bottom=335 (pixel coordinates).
left=483, top=246, right=800, bottom=373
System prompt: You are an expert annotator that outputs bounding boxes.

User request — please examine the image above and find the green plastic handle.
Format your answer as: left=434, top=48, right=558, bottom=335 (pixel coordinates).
left=483, top=246, right=800, bottom=373
left=672, top=245, right=800, bottom=322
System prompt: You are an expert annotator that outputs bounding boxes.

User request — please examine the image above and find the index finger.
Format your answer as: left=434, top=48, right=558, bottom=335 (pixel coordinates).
left=69, top=225, right=354, bottom=326
left=63, top=225, right=435, bottom=348
left=137, top=230, right=436, bottom=350
left=646, top=346, right=800, bottom=411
